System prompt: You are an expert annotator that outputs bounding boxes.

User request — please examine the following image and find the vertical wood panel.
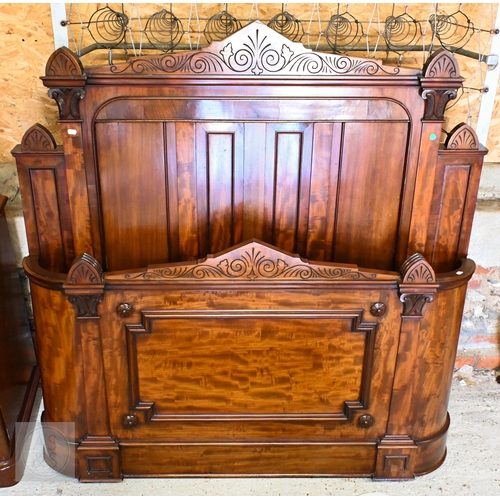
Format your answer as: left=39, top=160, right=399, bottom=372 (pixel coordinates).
left=175, top=122, right=199, bottom=261
left=243, top=123, right=267, bottom=241
left=335, top=122, right=408, bottom=269
left=208, top=133, right=234, bottom=253
left=429, top=165, right=470, bottom=271
left=96, top=122, right=169, bottom=270
left=306, top=123, right=343, bottom=261
left=165, top=122, right=180, bottom=262
left=15, top=154, right=75, bottom=272
left=29, top=169, right=66, bottom=272
left=274, top=132, right=301, bottom=252
left=265, top=123, right=313, bottom=254
left=196, top=123, right=244, bottom=255
left=296, top=125, right=314, bottom=257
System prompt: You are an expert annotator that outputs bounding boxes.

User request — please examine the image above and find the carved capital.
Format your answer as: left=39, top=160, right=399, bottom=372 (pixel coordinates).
left=400, top=293, right=434, bottom=317
left=20, top=124, right=57, bottom=152
left=48, top=87, right=86, bottom=121
left=68, top=294, right=103, bottom=319
left=421, top=88, right=458, bottom=121
left=445, top=123, right=480, bottom=150
left=420, top=50, right=463, bottom=121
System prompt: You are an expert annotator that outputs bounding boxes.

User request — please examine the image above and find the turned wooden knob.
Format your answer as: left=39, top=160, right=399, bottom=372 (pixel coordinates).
left=116, top=303, right=134, bottom=317
left=370, top=302, right=387, bottom=317
left=358, top=414, right=375, bottom=428
left=123, top=414, right=139, bottom=428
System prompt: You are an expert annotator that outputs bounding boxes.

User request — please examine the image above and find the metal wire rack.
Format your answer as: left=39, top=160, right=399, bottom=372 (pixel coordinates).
left=63, top=3, right=499, bottom=129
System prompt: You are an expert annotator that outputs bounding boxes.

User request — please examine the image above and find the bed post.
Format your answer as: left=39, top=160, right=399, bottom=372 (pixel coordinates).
left=41, top=48, right=94, bottom=263
left=64, top=254, right=121, bottom=482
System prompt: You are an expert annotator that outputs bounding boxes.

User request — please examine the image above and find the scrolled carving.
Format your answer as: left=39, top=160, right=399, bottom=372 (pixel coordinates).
left=20, top=124, right=57, bottom=152
left=48, top=87, right=86, bottom=121
left=66, top=253, right=104, bottom=285
left=45, top=47, right=84, bottom=77
left=445, top=123, right=479, bottom=150
left=423, top=49, right=460, bottom=79
left=421, top=88, right=458, bottom=121
left=400, top=253, right=436, bottom=284
left=108, top=23, right=404, bottom=77
left=400, top=293, right=434, bottom=317
left=68, top=294, right=103, bottom=318
left=120, top=241, right=379, bottom=282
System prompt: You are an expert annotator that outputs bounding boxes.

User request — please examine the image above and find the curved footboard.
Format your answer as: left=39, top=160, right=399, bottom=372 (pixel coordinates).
left=24, top=240, right=474, bottom=481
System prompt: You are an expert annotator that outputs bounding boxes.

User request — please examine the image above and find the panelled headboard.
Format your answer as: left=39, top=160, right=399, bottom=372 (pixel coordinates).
left=13, top=22, right=486, bottom=274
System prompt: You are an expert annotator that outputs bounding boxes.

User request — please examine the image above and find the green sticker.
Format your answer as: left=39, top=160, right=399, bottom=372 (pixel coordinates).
left=430, top=133, right=437, bottom=141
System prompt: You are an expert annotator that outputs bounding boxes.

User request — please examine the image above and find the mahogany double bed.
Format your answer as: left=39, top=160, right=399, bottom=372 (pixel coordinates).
left=12, top=22, right=486, bottom=481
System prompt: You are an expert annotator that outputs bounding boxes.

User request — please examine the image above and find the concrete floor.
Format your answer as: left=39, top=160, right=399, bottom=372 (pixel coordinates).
left=2, top=370, right=499, bottom=496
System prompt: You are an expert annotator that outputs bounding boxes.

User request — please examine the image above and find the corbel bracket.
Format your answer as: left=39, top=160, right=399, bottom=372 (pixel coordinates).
left=399, top=253, right=438, bottom=318
left=64, top=253, right=104, bottom=319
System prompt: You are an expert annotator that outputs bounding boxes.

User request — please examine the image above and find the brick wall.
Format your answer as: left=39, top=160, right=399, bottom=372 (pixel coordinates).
left=458, top=163, right=500, bottom=369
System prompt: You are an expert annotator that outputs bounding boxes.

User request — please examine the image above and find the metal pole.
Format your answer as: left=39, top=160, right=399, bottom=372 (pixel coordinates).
left=476, top=2, right=500, bottom=148
left=50, top=3, right=69, bottom=50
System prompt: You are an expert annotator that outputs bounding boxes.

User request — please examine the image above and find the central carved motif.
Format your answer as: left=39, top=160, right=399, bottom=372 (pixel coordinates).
left=110, top=24, right=402, bottom=77
left=123, top=241, right=379, bottom=281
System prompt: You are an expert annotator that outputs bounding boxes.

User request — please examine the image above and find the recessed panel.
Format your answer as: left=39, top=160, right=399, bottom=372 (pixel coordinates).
left=131, top=313, right=371, bottom=416
left=335, top=122, right=409, bottom=269
left=96, top=122, right=169, bottom=270
left=29, top=169, right=66, bottom=272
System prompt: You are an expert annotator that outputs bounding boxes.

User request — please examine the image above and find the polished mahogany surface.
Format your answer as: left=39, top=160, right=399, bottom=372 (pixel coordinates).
left=0, top=195, right=38, bottom=487
left=13, top=22, right=485, bottom=481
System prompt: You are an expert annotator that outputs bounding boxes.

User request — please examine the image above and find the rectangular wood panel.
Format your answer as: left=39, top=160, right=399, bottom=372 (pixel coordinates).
left=29, top=169, right=66, bottom=272
left=168, top=122, right=198, bottom=261
left=265, top=124, right=313, bottom=254
left=335, top=122, right=409, bottom=270
left=242, top=123, right=267, bottom=241
left=195, top=123, right=244, bottom=255
left=120, top=442, right=376, bottom=476
left=96, top=122, right=169, bottom=270
left=131, top=315, right=367, bottom=416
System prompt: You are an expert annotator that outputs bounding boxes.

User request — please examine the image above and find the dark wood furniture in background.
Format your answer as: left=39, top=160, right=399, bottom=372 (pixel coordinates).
left=12, top=22, right=487, bottom=481
left=0, top=195, right=39, bottom=487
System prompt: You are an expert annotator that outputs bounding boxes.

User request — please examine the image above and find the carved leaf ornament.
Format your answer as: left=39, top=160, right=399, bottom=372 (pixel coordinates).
left=20, top=124, right=57, bottom=152
left=110, top=24, right=401, bottom=77
left=123, top=241, right=379, bottom=281
left=445, top=123, right=479, bottom=150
